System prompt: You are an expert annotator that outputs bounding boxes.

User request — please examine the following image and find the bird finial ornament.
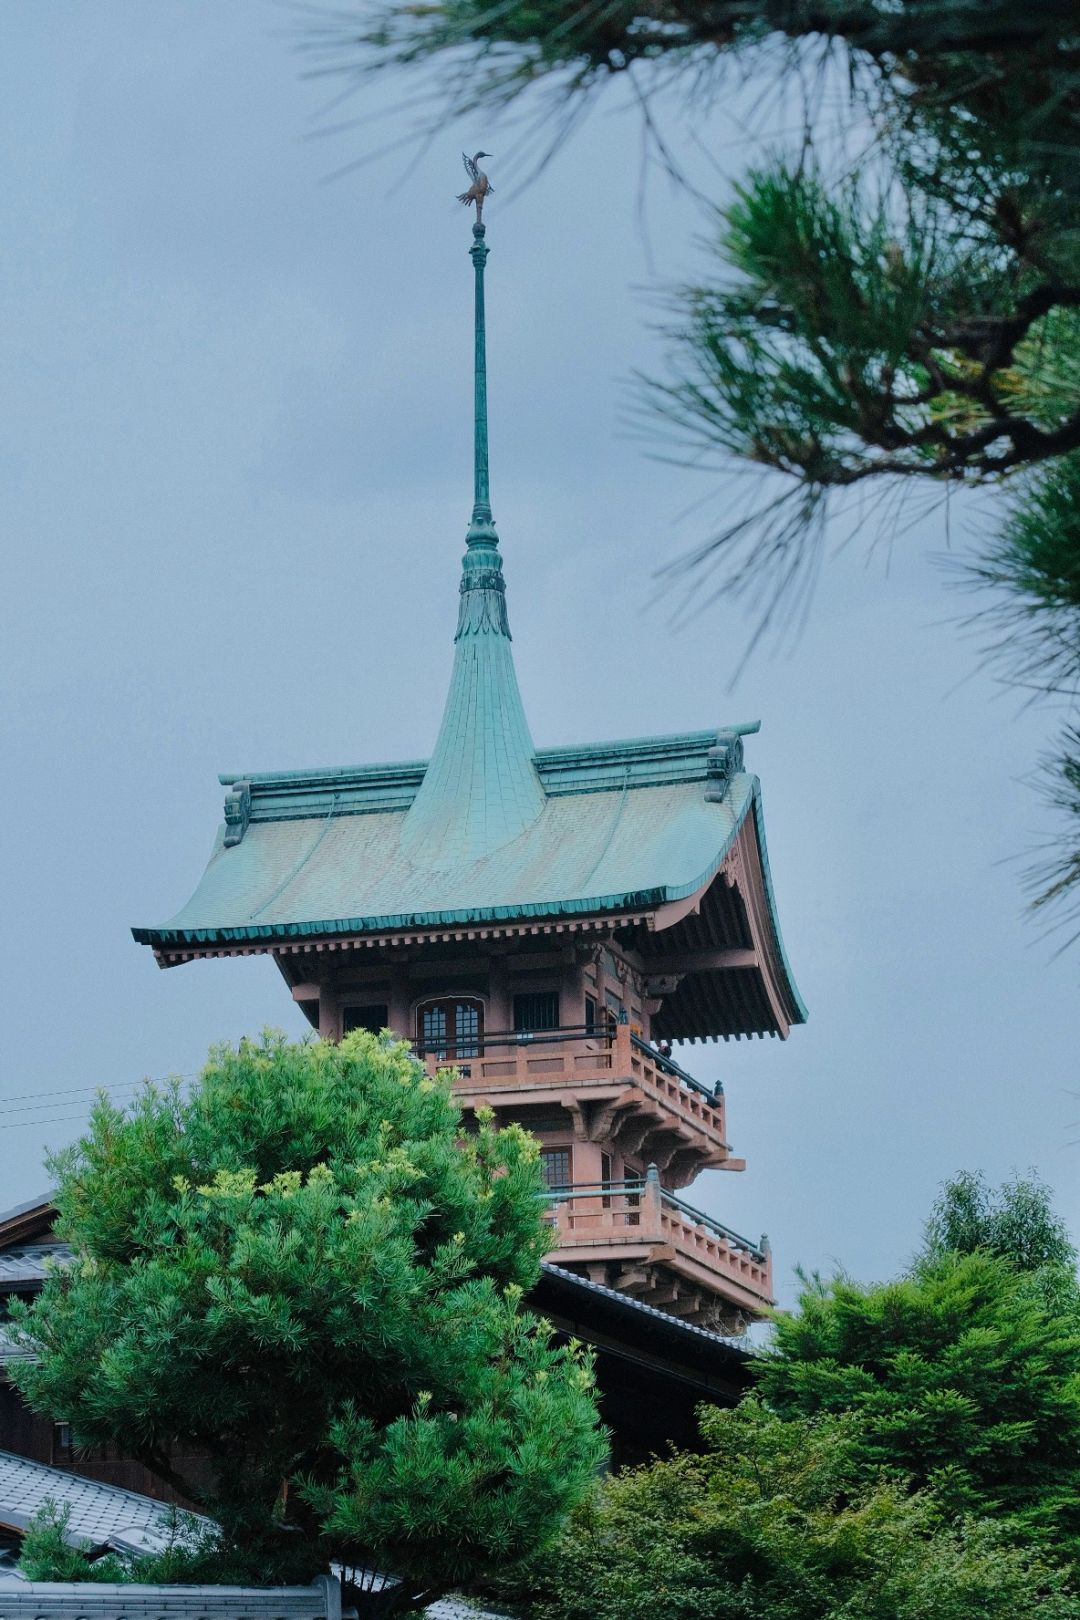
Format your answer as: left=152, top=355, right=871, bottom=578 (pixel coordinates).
left=458, top=151, right=493, bottom=223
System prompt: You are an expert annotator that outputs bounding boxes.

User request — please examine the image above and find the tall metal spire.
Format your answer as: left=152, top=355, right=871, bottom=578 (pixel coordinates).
left=469, top=221, right=495, bottom=545
left=400, top=205, right=545, bottom=871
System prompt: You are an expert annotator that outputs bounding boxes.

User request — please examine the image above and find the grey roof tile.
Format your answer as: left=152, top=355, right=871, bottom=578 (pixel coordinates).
left=0, top=1451, right=207, bottom=1550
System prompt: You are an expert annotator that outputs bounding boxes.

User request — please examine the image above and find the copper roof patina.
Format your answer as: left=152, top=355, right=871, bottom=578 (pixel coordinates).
left=135, top=736, right=770, bottom=939
left=132, top=217, right=805, bottom=1039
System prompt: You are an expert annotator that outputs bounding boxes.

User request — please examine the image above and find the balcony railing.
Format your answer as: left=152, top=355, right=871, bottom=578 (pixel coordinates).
left=413, top=1023, right=721, bottom=1102
left=539, top=1169, right=772, bottom=1306
left=543, top=1173, right=766, bottom=1261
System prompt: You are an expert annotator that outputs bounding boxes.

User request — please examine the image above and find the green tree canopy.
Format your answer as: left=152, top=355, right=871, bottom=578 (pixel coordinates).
left=518, top=1397, right=1078, bottom=1620
left=325, top=0, right=1080, bottom=932
left=757, top=1176, right=1080, bottom=1560
left=921, top=1168, right=1079, bottom=1274
left=9, top=1030, right=604, bottom=1610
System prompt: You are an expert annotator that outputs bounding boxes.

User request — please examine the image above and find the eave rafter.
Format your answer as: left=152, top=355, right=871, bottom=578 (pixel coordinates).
left=151, top=911, right=652, bottom=969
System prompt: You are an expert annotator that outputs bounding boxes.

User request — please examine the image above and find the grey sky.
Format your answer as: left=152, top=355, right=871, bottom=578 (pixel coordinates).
left=1, top=2, right=1075, bottom=1304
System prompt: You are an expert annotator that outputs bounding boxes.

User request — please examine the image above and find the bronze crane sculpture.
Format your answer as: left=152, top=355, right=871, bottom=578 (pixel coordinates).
left=457, top=151, right=493, bottom=222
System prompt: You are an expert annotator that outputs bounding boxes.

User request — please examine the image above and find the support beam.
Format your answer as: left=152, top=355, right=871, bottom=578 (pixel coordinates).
left=613, top=1268, right=652, bottom=1296
left=640, top=1283, right=681, bottom=1308
left=646, top=948, right=757, bottom=980
left=665, top=1292, right=706, bottom=1318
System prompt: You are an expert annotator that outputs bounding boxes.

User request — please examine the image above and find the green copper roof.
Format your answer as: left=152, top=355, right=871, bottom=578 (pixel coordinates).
left=401, top=221, right=544, bottom=869
left=400, top=521, right=544, bottom=868
left=135, top=741, right=757, bottom=938
left=131, top=214, right=806, bottom=1039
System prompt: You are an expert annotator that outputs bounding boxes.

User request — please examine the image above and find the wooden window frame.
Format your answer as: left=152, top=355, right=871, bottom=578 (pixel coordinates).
left=415, top=996, right=485, bottom=1060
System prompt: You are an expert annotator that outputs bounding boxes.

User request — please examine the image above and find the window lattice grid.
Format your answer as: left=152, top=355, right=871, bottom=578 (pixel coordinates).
left=540, top=1148, right=572, bottom=1190
left=513, top=992, right=560, bottom=1032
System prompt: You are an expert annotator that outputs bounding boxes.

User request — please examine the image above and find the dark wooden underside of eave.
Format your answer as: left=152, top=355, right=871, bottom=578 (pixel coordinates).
left=623, top=868, right=781, bottom=1042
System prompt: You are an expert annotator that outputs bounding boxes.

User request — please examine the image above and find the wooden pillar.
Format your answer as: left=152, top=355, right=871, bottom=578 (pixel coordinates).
left=318, top=985, right=342, bottom=1043
left=488, top=952, right=511, bottom=1032
left=387, top=964, right=412, bottom=1042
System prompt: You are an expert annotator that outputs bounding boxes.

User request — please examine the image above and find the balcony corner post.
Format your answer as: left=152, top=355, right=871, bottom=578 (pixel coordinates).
left=615, top=1019, right=632, bottom=1069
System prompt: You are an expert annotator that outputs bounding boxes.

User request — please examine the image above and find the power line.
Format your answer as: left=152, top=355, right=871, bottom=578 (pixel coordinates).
left=0, top=1075, right=194, bottom=1108
left=4, top=1112, right=110, bottom=1133
left=0, top=1077, right=197, bottom=1132
left=0, top=1086, right=143, bottom=1119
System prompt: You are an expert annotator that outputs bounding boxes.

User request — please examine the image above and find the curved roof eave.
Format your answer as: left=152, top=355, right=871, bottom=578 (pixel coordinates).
left=133, top=786, right=757, bottom=950
left=748, top=785, right=808, bottom=1026
left=132, top=779, right=806, bottom=1034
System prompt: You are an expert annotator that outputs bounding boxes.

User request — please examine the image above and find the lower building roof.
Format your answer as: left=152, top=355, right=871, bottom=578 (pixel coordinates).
left=0, top=1451, right=204, bottom=1553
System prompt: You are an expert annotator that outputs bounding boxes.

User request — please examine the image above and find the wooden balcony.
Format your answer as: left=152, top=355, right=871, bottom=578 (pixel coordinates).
left=420, top=1023, right=736, bottom=1185
left=542, top=1169, right=773, bottom=1326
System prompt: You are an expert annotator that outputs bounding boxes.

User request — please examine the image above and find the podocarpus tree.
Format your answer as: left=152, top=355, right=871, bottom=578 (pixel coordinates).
left=319, top=0, right=1080, bottom=934
left=9, top=1030, right=604, bottom=1610
left=757, top=1173, right=1080, bottom=1562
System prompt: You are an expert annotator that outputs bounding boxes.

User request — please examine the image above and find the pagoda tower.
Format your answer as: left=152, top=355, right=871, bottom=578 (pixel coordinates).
left=134, top=213, right=805, bottom=1334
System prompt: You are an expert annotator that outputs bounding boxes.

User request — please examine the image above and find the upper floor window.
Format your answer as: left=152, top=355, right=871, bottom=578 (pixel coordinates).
left=343, top=1004, right=389, bottom=1036
left=513, top=992, right=559, bottom=1033
left=416, top=997, right=483, bottom=1060
left=540, top=1147, right=572, bottom=1190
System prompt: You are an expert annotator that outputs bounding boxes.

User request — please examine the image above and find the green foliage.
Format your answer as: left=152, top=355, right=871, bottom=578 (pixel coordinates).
left=329, top=0, right=1080, bottom=925
left=17, top=1501, right=226, bottom=1586
left=495, top=1169, right=1080, bottom=1616
left=17, top=1503, right=127, bottom=1583
left=757, top=1246, right=1080, bottom=1559
left=515, top=1398, right=1078, bottom=1620
left=922, top=1169, right=1079, bottom=1274
left=9, top=1031, right=604, bottom=1606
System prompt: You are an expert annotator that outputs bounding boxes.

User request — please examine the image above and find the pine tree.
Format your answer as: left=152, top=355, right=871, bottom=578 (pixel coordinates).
left=9, top=1030, right=604, bottom=1611
left=321, top=0, right=1080, bottom=933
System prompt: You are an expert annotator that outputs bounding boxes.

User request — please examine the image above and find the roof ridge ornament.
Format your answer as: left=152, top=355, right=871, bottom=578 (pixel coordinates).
left=399, top=167, right=545, bottom=870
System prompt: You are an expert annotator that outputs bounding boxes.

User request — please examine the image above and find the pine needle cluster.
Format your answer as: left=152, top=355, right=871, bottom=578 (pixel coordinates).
left=320, top=0, right=1080, bottom=933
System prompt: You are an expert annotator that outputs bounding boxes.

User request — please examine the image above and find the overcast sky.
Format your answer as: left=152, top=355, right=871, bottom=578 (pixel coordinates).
left=1, top=3, right=1075, bottom=1302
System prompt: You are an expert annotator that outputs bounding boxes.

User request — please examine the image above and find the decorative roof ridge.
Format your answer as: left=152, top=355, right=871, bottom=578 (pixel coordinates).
left=219, top=722, right=762, bottom=800
left=214, top=733, right=755, bottom=827
left=219, top=761, right=427, bottom=789
left=538, top=721, right=760, bottom=763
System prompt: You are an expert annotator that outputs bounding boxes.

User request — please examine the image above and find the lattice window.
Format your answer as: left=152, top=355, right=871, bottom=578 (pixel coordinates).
left=540, top=1147, right=572, bottom=1190
left=416, top=999, right=483, bottom=1060
left=513, top=992, right=559, bottom=1032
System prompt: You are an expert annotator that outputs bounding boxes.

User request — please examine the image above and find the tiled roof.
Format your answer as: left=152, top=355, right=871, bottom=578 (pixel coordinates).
left=0, top=1330, right=31, bottom=1367
left=0, top=1451, right=204, bottom=1552
left=540, top=1261, right=753, bottom=1353
left=0, top=1453, right=505, bottom=1616
left=0, top=1249, right=68, bottom=1292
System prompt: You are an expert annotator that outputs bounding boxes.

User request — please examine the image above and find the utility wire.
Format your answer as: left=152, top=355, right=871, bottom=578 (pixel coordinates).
left=4, top=1112, right=113, bottom=1133
left=0, top=1077, right=196, bottom=1131
left=0, top=1075, right=194, bottom=1107
left=0, top=1086, right=144, bottom=1119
